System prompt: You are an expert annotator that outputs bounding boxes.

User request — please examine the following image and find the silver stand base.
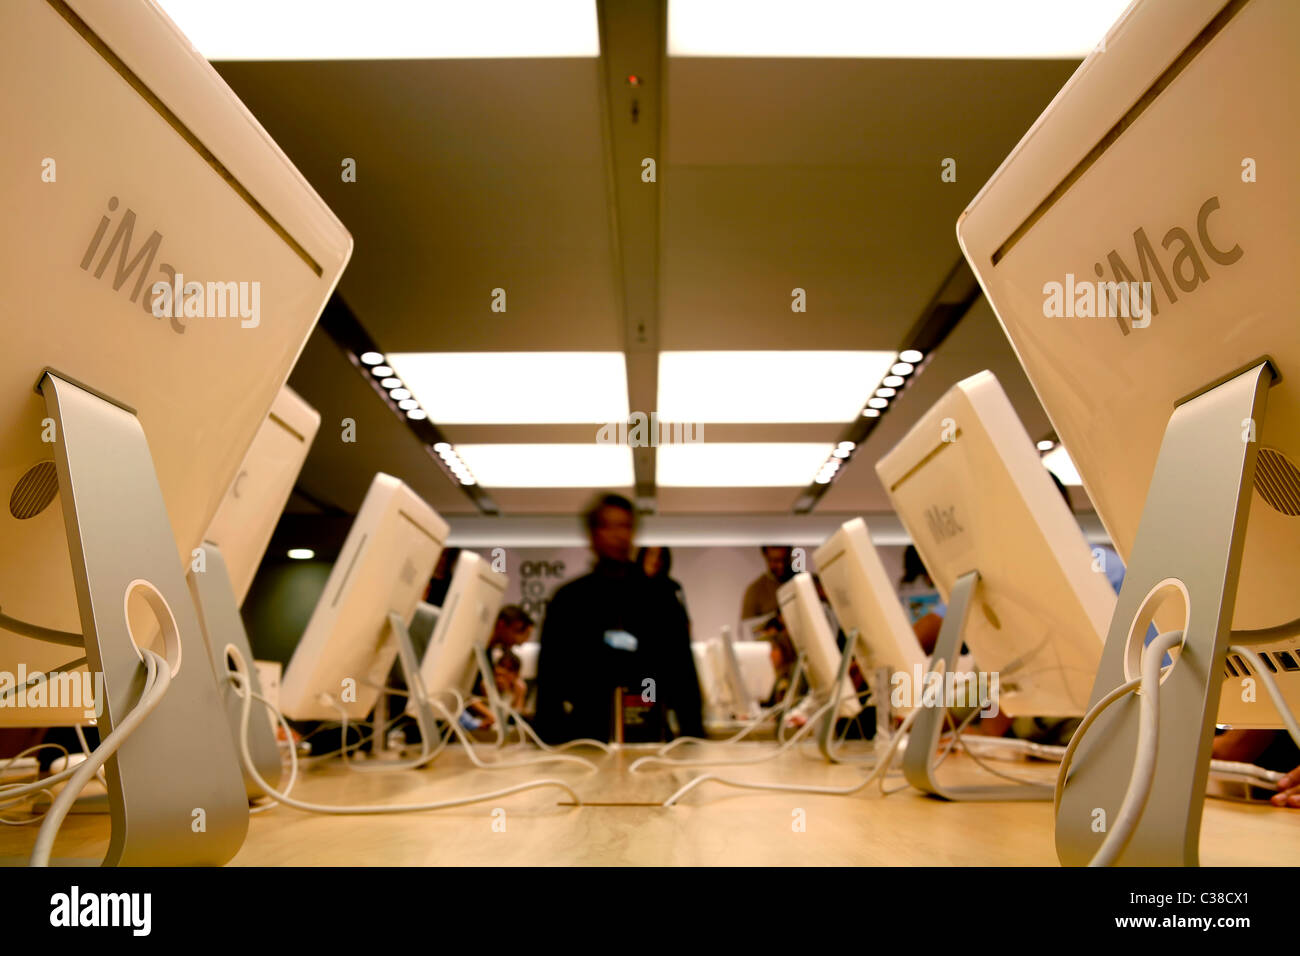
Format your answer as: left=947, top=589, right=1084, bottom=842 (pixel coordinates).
left=41, top=372, right=248, bottom=865
left=902, top=571, right=1053, bottom=802
left=187, top=541, right=282, bottom=801
left=1056, top=361, right=1274, bottom=866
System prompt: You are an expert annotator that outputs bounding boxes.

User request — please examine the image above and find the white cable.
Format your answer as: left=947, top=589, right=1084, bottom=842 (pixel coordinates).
left=1227, top=645, right=1300, bottom=750
left=73, top=724, right=108, bottom=788
left=498, top=701, right=614, bottom=755
left=30, top=650, right=171, bottom=867
left=1088, top=629, right=1185, bottom=867
left=629, top=695, right=842, bottom=773
left=662, top=704, right=923, bottom=807
left=224, top=646, right=583, bottom=815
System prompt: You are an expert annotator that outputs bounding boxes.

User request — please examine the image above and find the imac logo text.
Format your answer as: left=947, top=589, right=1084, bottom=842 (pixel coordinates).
left=925, top=504, right=964, bottom=543
left=80, top=196, right=185, bottom=334
left=1094, top=195, right=1243, bottom=335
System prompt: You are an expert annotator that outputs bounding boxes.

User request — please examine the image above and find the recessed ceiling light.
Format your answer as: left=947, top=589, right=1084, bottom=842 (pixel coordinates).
left=658, top=351, right=896, bottom=423
left=407, top=409, right=428, bottom=421
left=387, top=353, right=629, bottom=425
left=875, top=387, right=897, bottom=399
left=1037, top=439, right=1056, bottom=451
left=389, top=388, right=412, bottom=401
left=891, top=362, right=915, bottom=376
left=398, top=399, right=419, bottom=410
left=882, top=375, right=905, bottom=388
left=359, top=352, right=384, bottom=366
left=832, top=448, right=850, bottom=459
left=156, top=0, right=601, bottom=60
left=837, top=441, right=855, bottom=451
left=668, top=0, right=1128, bottom=58
left=371, top=365, right=394, bottom=378
left=867, top=397, right=889, bottom=409
left=657, top=443, right=835, bottom=487
left=814, top=474, right=832, bottom=485
left=1042, top=446, right=1083, bottom=486
left=460, top=476, right=477, bottom=486
left=287, top=548, right=315, bottom=560
left=898, top=350, right=924, bottom=364
left=455, top=444, right=635, bottom=488
left=433, top=442, right=451, bottom=453
left=381, top=377, right=402, bottom=389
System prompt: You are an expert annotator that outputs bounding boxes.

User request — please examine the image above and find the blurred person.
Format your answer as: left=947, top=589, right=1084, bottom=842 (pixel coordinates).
left=740, top=546, right=794, bottom=623
left=534, top=493, right=704, bottom=743
left=638, top=546, right=691, bottom=638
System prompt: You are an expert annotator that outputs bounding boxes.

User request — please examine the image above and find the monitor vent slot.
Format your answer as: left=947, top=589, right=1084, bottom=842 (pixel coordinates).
left=1255, top=447, right=1300, bottom=516
left=9, top=461, right=59, bottom=520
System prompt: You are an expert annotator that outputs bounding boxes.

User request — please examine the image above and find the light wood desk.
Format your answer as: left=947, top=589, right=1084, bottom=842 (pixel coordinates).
left=5, top=743, right=1298, bottom=865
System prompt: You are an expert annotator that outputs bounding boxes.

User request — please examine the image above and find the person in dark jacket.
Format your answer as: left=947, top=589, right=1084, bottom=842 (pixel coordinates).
left=534, top=494, right=704, bottom=744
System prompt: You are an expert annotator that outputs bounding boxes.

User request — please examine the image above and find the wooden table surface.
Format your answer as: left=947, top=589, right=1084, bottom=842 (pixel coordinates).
left=4, top=742, right=1298, bottom=866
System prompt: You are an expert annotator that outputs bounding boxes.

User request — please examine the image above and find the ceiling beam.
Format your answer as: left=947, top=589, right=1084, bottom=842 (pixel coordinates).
left=596, top=0, right=666, bottom=512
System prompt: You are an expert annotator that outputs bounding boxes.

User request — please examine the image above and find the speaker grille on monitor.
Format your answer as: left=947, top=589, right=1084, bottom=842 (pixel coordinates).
left=9, top=461, right=58, bottom=520
left=1255, top=447, right=1300, bottom=516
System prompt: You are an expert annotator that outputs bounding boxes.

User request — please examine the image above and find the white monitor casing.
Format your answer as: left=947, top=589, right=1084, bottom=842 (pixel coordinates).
left=876, top=371, right=1116, bottom=718
left=776, top=573, right=861, bottom=719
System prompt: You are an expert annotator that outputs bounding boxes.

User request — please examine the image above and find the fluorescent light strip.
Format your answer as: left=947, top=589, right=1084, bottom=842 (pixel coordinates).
left=659, top=351, right=896, bottom=424
left=657, top=443, right=834, bottom=487
left=456, top=444, right=635, bottom=488
left=668, top=0, right=1130, bottom=59
left=387, top=352, right=630, bottom=425
left=157, top=0, right=600, bottom=60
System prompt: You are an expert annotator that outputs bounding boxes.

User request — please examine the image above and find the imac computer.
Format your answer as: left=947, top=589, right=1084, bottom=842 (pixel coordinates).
left=814, top=517, right=928, bottom=716
left=409, top=551, right=507, bottom=718
left=956, top=0, right=1298, bottom=862
left=0, top=0, right=351, bottom=864
left=776, top=574, right=863, bottom=723
left=281, top=474, right=449, bottom=725
left=189, top=385, right=320, bottom=800
left=876, top=370, right=1117, bottom=799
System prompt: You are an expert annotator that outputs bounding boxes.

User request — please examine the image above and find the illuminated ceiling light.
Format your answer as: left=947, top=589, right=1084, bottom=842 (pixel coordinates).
left=667, top=0, right=1129, bottom=58
left=882, top=375, right=905, bottom=388
left=389, top=387, right=412, bottom=400
left=387, top=352, right=629, bottom=425
left=891, top=362, right=915, bottom=376
left=156, top=0, right=602, bottom=60
left=371, top=365, right=394, bottom=378
left=407, top=409, right=428, bottom=421
left=659, top=351, right=896, bottom=423
left=398, top=398, right=419, bottom=410
left=1043, top=445, right=1084, bottom=486
left=1037, top=439, right=1056, bottom=451
left=456, top=444, right=635, bottom=488
left=832, top=447, right=851, bottom=459
left=433, top=442, right=451, bottom=453
left=837, top=441, right=855, bottom=450
left=286, top=548, right=315, bottom=560
left=898, top=350, right=924, bottom=364
left=380, top=377, right=402, bottom=388
left=814, top=474, right=832, bottom=485
left=868, top=397, right=889, bottom=409
left=460, top=476, right=478, bottom=486
left=875, top=387, right=897, bottom=398
left=862, top=408, right=881, bottom=418
left=657, top=443, right=834, bottom=487
left=359, top=351, right=385, bottom=365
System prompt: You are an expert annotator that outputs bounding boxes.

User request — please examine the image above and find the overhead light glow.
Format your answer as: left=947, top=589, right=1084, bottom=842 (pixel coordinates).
left=399, top=399, right=420, bottom=410
left=157, top=0, right=601, bottom=60
left=659, top=351, right=896, bottom=423
left=867, top=397, right=889, bottom=409
left=371, top=365, right=394, bottom=378
left=891, top=362, right=915, bottom=376
left=407, top=409, right=428, bottom=421
left=433, top=442, right=451, bottom=453
left=837, top=441, right=855, bottom=450
left=875, top=387, right=896, bottom=398
left=359, top=352, right=384, bottom=366
left=1042, top=445, right=1083, bottom=486
left=455, top=444, right=635, bottom=488
left=882, top=375, right=905, bottom=388
left=389, top=388, right=412, bottom=401
left=657, top=443, right=834, bottom=487
left=381, top=377, right=403, bottom=389
left=862, top=408, right=881, bottom=418
left=668, top=0, right=1128, bottom=58
left=898, top=350, right=924, bottom=364
left=387, top=353, right=629, bottom=425
left=1037, top=439, right=1056, bottom=451
left=832, top=447, right=850, bottom=459
left=287, top=548, right=315, bottom=560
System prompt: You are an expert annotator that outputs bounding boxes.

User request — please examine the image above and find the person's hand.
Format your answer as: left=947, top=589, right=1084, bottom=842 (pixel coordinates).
left=786, top=713, right=807, bottom=730
left=1270, top=765, right=1300, bottom=808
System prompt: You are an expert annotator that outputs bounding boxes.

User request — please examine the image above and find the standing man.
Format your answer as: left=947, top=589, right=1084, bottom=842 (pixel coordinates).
left=740, top=545, right=795, bottom=623
left=534, top=493, right=704, bottom=744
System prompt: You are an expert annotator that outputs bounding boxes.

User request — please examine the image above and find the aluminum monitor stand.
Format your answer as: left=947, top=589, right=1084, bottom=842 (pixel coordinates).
left=187, top=541, right=282, bottom=801
left=901, top=571, right=1054, bottom=802
left=813, top=629, right=885, bottom=763
left=1056, top=360, right=1276, bottom=866
left=39, top=372, right=248, bottom=865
